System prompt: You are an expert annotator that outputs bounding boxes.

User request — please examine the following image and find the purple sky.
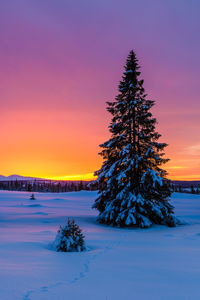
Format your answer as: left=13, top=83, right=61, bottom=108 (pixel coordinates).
left=0, top=0, right=200, bottom=180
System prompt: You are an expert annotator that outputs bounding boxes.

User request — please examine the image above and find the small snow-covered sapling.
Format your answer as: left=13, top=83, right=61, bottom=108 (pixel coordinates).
left=54, top=218, right=85, bottom=252
left=30, top=193, right=35, bottom=200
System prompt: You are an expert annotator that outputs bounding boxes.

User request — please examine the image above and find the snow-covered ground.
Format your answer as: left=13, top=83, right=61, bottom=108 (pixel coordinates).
left=1, top=191, right=200, bottom=300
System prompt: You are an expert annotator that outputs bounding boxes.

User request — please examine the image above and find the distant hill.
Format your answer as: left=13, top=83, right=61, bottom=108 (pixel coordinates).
left=0, top=174, right=93, bottom=184
left=0, top=175, right=43, bottom=181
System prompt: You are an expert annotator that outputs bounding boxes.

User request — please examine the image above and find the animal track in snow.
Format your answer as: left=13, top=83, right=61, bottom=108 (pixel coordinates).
left=22, top=239, right=121, bottom=299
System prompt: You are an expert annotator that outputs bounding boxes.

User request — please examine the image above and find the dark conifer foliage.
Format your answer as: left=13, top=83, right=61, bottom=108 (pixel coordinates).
left=54, top=219, right=85, bottom=252
left=30, top=193, right=35, bottom=200
left=0, top=180, right=95, bottom=193
left=93, top=50, right=178, bottom=228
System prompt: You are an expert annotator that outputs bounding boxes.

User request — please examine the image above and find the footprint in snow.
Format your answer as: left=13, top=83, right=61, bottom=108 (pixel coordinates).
left=23, top=290, right=34, bottom=300
left=164, top=234, right=175, bottom=237
left=70, top=259, right=90, bottom=283
left=40, top=286, right=48, bottom=292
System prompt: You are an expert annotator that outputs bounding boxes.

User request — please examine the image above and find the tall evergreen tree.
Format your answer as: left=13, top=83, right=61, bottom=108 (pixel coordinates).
left=93, top=50, right=178, bottom=228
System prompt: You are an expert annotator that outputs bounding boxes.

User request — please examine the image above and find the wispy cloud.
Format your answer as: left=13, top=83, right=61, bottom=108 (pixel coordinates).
left=184, top=144, right=200, bottom=155
left=167, top=166, right=188, bottom=170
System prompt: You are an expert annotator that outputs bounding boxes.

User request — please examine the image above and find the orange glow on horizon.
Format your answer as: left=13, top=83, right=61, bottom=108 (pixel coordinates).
left=1, top=109, right=200, bottom=182
left=50, top=173, right=97, bottom=181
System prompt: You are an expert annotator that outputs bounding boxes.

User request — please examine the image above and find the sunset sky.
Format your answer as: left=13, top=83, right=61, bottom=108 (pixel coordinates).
left=1, top=0, right=200, bottom=181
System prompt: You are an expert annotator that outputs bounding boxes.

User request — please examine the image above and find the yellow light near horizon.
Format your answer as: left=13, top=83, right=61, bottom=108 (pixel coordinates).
left=44, top=171, right=200, bottom=182
left=169, top=174, right=200, bottom=181
left=167, top=166, right=188, bottom=170
left=49, top=173, right=97, bottom=181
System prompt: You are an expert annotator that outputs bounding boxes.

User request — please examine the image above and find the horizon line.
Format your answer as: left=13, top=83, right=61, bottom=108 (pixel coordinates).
left=1, top=173, right=200, bottom=182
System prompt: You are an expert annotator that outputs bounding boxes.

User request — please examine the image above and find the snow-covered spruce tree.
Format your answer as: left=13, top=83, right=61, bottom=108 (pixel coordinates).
left=54, top=219, right=85, bottom=252
left=93, top=50, right=178, bottom=228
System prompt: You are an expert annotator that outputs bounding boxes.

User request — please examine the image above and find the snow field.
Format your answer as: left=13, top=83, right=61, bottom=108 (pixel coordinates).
left=0, top=191, right=200, bottom=300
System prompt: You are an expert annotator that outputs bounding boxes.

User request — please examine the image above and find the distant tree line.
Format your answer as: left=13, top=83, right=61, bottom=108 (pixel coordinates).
left=0, top=180, right=97, bottom=193
left=0, top=179, right=198, bottom=195
left=171, top=184, right=200, bottom=194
